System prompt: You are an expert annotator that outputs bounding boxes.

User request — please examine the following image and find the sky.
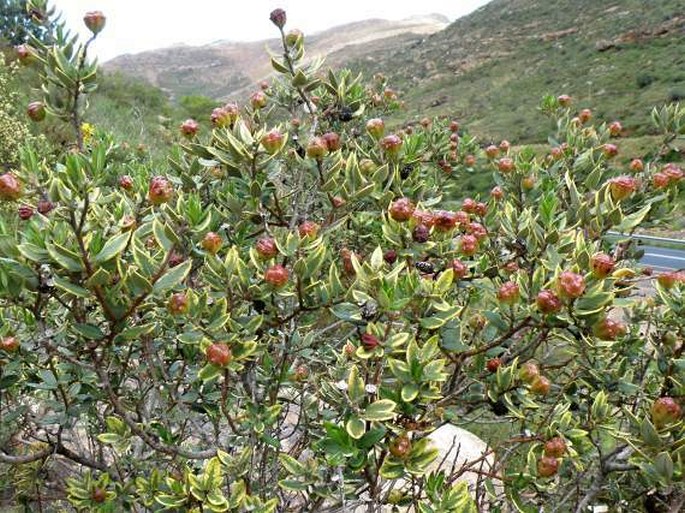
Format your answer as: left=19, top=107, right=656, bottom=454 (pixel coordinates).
left=56, top=0, right=491, bottom=62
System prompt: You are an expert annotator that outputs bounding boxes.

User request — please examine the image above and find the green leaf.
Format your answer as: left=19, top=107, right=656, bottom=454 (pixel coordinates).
left=347, top=365, right=365, bottom=403
left=361, top=399, right=396, bottom=421
left=73, top=323, right=105, bottom=340
left=401, top=383, right=419, bottom=402
left=346, top=417, right=366, bottom=439
left=93, top=232, right=130, bottom=264
left=153, top=260, right=191, bottom=294
left=198, top=364, right=223, bottom=382
left=52, top=275, right=90, bottom=298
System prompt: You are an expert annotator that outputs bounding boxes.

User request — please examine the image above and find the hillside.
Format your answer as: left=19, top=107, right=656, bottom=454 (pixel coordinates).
left=347, top=0, right=685, bottom=142
left=104, top=15, right=449, bottom=100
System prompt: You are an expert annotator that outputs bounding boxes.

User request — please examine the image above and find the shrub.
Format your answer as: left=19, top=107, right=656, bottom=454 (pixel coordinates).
left=0, top=57, right=31, bottom=169
left=0, top=5, right=683, bottom=513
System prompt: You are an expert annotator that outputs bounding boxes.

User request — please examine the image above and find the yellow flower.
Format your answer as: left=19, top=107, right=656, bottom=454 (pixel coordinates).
left=81, top=122, right=96, bottom=144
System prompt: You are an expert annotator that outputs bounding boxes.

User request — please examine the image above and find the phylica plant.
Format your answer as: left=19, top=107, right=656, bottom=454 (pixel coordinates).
left=0, top=3, right=683, bottom=512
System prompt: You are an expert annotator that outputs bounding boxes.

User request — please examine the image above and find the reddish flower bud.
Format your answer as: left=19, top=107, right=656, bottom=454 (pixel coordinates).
left=608, top=121, right=622, bottom=136
left=15, top=44, right=34, bottom=64
left=361, top=333, right=380, bottom=350
left=340, top=248, right=357, bottom=275
left=557, top=271, right=586, bottom=299
left=464, top=154, right=476, bottom=167
left=497, top=281, right=520, bottom=304
left=544, top=437, right=567, bottom=458
left=656, top=271, right=684, bottom=289
left=602, top=143, right=618, bottom=158
left=121, top=215, right=136, bottom=232
left=255, top=237, right=278, bottom=259
left=321, top=132, right=341, bottom=152
left=449, top=120, right=460, bottom=132
left=168, top=252, right=185, bottom=267
left=389, top=197, right=415, bottom=222
left=663, top=163, right=683, bottom=182
left=467, top=222, right=488, bottom=240
left=18, top=204, right=34, bottom=220
left=591, top=252, right=615, bottom=278
left=474, top=202, right=488, bottom=217
left=168, top=292, right=189, bottom=315
left=652, top=172, right=670, bottom=189
left=530, top=375, right=551, bottom=395
left=557, top=94, right=572, bottom=107
left=148, top=176, right=173, bottom=205
left=37, top=198, right=54, bottom=215
left=491, top=186, right=504, bottom=200
left=119, top=175, right=134, bottom=190
left=380, top=134, right=403, bottom=156
left=201, top=232, right=222, bottom=254
left=383, top=249, right=398, bottom=265
left=298, top=220, right=320, bottom=238
left=593, top=317, right=627, bottom=341
left=459, top=234, right=478, bottom=256
left=27, top=101, right=46, bottom=122
left=0, top=173, right=22, bottom=200
left=180, top=118, right=199, bottom=138
left=451, top=259, right=468, bottom=279
left=91, top=487, right=107, bottom=503
left=433, top=210, right=458, bottom=231
left=486, top=357, right=502, bottom=373
left=485, top=145, right=499, bottom=159
left=269, top=8, right=287, bottom=29
left=83, top=10, right=106, bottom=34
left=250, top=91, right=267, bottom=110
left=497, top=157, right=514, bottom=173
left=651, top=397, right=681, bottom=428
left=537, top=455, right=559, bottom=477
left=536, top=289, right=562, bottom=314
left=629, top=158, right=644, bottom=172
left=293, top=365, right=308, bottom=381
left=261, top=129, right=285, bottom=154
left=412, top=224, right=430, bottom=243
left=264, top=264, right=289, bottom=287
left=366, top=118, right=385, bottom=139
left=608, top=176, right=638, bottom=201
left=389, top=434, right=411, bottom=458
left=519, top=361, right=540, bottom=383
left=579, top=108, right=592, bottom=123
left=462, top=198, right=477, bottom=214
left=550, top=146, right=564, bottom=160
left=0, top=336, right=19, bottom=352
left=306, top=137, right=328, bottom=159
left=454, top=210, right=470, bottom=225
left=206, top=343, right=232, bottom=367
left=211, top=106, right=238, bottom=128
left=499, top=140, right=511, bottom=152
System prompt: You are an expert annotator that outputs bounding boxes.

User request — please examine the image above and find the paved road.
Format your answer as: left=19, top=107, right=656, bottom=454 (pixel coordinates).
left=640, top=245, right=685, bottom=271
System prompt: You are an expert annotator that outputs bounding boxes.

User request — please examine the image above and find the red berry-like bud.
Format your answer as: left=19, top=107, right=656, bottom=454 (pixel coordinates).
left=168, top=292, right=189, bottom=315
left=499, top=140, right=511, bottom=152
left=91, top=487, right=107, bottom=503
left=451, top=259, right=468, bottom=279
left=537, top=455, right=559, bottom=477
left=211, top=105, right=237, bottom=128
left=180, top=119, right=199, bottom=138
left=380, top=134, right=403, bottom=156
left=579, top=108, right=592, bottom=123
left=652, top=172, right=670, bottom=189
left=629, top=158, right=644, bottom=172
left=486, top=358, right=501, bottom=373
left=433, top=210, right=458, bottom=231
left=557, top=94, right=572, bottom=107
left=264, top=264, right=289, bottom=287
left=389, top=197, right=415, bottom=222
left=15, top=44, right=34, bottom=64
left=412, top=224, right=430, bottom=243
left=27, top=101, right=46, bottom=122
left=331, top=196, right=346, bottom=208
left=557, top=271, right=586, bottom=299
left=602, top=143, right=618, bottom=158
left=366, top=118, right=385, bottom=139
left=206, top=343, right=232, bottom=367
left=459, top=234, right=478, bottom=256
left=536, top=289, right=562, bottom=314
left=340, top=248, right=357, bottom=275
left=119, top=175, right=134, bottom=190
left=593, top=317, right=627, bottom=341
left=474, top=202, right=488, bottom=217
left=485, top=145, right=499, bottom=159
left=250, top=91, right=267, bottom=110
left=530, top=375, right=551, bottom=395
left=411, top=209, right=436, bottom=227
left=389, top=435, right=411, bottom=458
left=663, top=163, right=683, bottom=182
left=656, top=271, right=684, bottom=289
left=522, top=176, right=536, bottom=190
left=449, top=120, right=460, bottom=132
left=269, top=8, right=287, bottom=29
left=651, top=397, right=681, bottom=428
left=467, top=222, right=488, bottom=240
left=306, top=137, right=328, bottom=159
left=491, top=186, right=504, bottom=200
left=298, top=220, right=320, bottom=238
left=591, top=252, right=615, bottom=278
left=464, top=154, right=476, bottom=167
left=497, top=281, right=520, bottom=304
left=261, top=129, right=285, bottom=155
left=608, top=121, right=622, bottom=136
left=544, top=437, right=567, bottom=458
left=497, top=157, right=514, bottom=173
left=0, top=336, right=19, bottom=352
left=462, top=198, right=477, bottom=214
left=83, top=11, right=106, bottom=34
left=608, top=176, right=638, bottom=201
left=321, top=132, right=341, bottom=152
left=255, top=237, right=278, bottom=259
left=504, top=261, right=519, bottom=273
left=148, top=176, right=173, bottom=205
left=201, top=232, right=222, bottom=254
left=519, top=361, right=540, bottom=383
left=18, top=204, right=34, bottom=220
left=454, top=210, right=470, bottom=225
left=550, top=147, right=563, bottom=160
left=384, top=249, right=398, bottom=264
left=361, top=333, right=380, bottom=350
left=37, top=198, right=54, bottom=215
left=0, top=173, right=22, bottom=201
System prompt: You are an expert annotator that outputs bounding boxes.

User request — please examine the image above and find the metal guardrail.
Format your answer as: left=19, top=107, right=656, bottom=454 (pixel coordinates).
left=606, top=231, right=685, bottom=246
